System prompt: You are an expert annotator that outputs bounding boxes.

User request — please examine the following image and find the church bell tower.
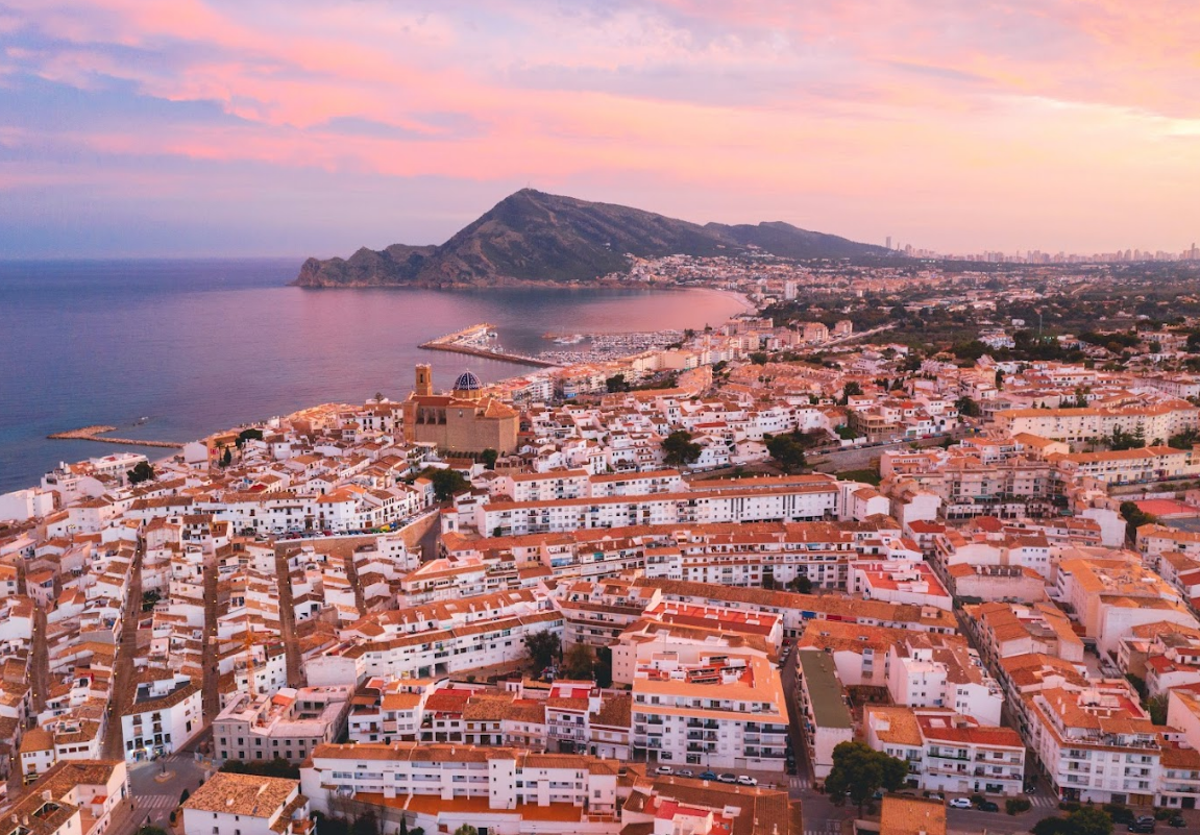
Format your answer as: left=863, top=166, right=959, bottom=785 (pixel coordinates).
left=415, top=364, right=433, bottom=397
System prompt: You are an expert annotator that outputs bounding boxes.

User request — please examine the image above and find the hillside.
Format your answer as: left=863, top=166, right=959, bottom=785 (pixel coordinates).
left=294, top=190, right=890, bottom=287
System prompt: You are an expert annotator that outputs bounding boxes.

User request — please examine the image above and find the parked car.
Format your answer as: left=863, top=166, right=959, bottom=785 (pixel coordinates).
left=736, top=776, right=758, bottom=786
left=676, top=769, right=694, bottom=778
left=718, top=773, right=737, bottom=784
left=977, top=801, right=1000, bottom=813
left=1127, top=821, right=1155, bottom=834
left=655, top=766, right=672, bottom=775
left=785, top=763, right=797, bottom=775
left=1167, top=816, right=1186, bottom=828
left=927, top=793, right=943, bottom=801
left=700, top=771, right=718, bottom=781
left=949, top=798, right=972, bottom=809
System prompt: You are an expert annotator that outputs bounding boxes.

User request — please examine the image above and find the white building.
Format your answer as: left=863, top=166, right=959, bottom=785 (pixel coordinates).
left=213, top=685, right=351, bottom=765
left=796, top=650, right=854, bottom=785
left=630, top=654, right=788, bottom=772
left=301, top=742, right=619, bottom=835
left=866, top=705, right=1026, bottom=796
left=182, top=772, right=309, bottom=835
left=120, top=671, right=202, bottom=760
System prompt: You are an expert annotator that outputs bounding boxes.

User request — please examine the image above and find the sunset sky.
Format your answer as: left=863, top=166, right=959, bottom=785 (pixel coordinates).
left=2, top=0, right=1197, bottom=258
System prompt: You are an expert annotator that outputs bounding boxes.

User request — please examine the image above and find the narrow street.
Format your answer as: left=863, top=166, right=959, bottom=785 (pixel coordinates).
left=343, top=548, right=366, bottom=612
left=274, top=547, right=304, bottom=687
left=101, top=539, right=144, bottom=761
left=29, top=606, right=49, bottom=717
left=200, top=552, right=220, bottom=724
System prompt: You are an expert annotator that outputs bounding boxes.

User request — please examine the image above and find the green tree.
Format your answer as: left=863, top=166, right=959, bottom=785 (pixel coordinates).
left=1067, top=806, right=1114, bottom=835
left=351, top=812, right=380, bottom=835
left=749, top=352, right=769, bottom=365
left=840, top=381, right=863, bottom=404
left=141, top=589, right=161, bottom=612
left=1119, top=500, right=1156, bottom=545
left=480, top=448, right=499, bottom=470
left=235, top=428, right=263, bottom=449
left=562, top=643, right=596, bottom=680
left=1031, top=817, right=1072, bottom=835
left=955, top=396, right=982, bottom=418
left=524, top=630, right=562, bottom=673
left=454, top=826, right=479, bottom=835
left=1110, top=426, right=1145, bottom=451
left=605, top=374, right=630, bottom=393
left=127, top=460, right=156, bottom=484
left=1168, top=428, right=1199, bottom=449
left=1147, top=694, right=1168, bottom=725
left=594, top=646, right=613, bottom=688
left=311, top=813, right=349, bottom=835
left=419, top=468, right=470, bottom=502
left=765, top=434, right=808, bottom=474
left=823, top=741, right=908, bottom=815
left=661, top=431, right=702, bottom=467
left=138, top=827, right=171, bottom=835
left=789, top=575, right=813, bottom=594
left=221, top=446, right=233, bottom=467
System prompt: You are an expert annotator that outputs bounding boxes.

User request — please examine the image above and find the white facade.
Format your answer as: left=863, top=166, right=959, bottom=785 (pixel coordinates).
left=120, top=673, right=202, bottom=760
left=302, top=742, right=619, bottom=835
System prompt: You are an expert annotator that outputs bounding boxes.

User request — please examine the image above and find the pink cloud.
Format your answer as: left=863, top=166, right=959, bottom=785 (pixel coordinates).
left=4, top=0, right=1199, bottom=252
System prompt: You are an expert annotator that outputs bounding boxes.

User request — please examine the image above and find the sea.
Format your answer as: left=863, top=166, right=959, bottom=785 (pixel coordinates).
left=0, top=258, right=748, bottom=493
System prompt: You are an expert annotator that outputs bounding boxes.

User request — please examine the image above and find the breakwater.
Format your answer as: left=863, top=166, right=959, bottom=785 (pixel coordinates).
left=419, top=323, right=559, bottom=368
left=48, top=425, right=184, bottom=449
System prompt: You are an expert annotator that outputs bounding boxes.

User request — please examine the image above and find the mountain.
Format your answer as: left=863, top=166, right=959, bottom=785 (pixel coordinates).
left=294, top=189, right=890, bottom=287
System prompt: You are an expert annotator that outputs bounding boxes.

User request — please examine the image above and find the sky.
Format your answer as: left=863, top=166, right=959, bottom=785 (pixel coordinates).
left=1, top=0, right=1198, bottom=258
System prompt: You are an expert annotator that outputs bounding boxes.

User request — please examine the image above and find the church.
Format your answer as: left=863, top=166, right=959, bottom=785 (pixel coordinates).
left=401, top=364, right=519, bottom=454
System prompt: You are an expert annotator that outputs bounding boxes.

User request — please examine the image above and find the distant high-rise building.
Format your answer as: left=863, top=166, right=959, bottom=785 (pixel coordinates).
left=886, top=236, right=892, bottom=250
left=784, top=281, right=798, bottom=301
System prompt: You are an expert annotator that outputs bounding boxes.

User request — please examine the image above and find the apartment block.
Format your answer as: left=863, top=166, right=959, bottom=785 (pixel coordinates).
left=866, top=706, right=1025, bottom=796
left=214, top=686, right=351, bottom=765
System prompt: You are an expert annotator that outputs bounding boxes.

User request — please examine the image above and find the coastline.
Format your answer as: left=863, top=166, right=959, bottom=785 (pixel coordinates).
left=692, top=286, right=758, bottom=315
left=19, top=284, right=752, bottom=493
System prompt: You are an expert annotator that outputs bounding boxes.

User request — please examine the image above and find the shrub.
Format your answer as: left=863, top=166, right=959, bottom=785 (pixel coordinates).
left=1006, top=797, right=1032, bottom=815
left=1103, top=803, right=1134, bottom=824
left=1058, top=801, right=1081, bottom=813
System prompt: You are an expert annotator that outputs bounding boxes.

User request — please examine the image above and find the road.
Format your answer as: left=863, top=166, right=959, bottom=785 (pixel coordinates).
left=274, top=547, right=304, bottom=687
left=101, top=539, right=145, bottom=761
left=809, top=428, right=972, bottom=473
left=108, top=752, right=214, bottom=835
left=29, top=606, right=48, bottom=717
left=200, top=551, right=220, bottom=724
left=781, top=641, right=1071, bottom=835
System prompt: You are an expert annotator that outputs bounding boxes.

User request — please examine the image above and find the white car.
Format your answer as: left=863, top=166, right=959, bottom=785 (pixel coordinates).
left=736, top=776, right=758, bottom=786
left=949, top=798, right=972, bottom=809
left=655, top=766, right=673, bottom=775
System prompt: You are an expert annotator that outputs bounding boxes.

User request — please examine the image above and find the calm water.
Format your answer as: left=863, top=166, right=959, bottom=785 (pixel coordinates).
left=0, top=259, right=745, bottom=492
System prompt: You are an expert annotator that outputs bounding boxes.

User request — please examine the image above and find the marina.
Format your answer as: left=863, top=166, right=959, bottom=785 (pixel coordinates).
left=419, top=323, right=559, bottom=368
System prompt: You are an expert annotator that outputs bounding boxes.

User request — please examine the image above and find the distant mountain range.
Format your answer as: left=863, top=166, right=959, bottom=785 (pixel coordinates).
left=293, top=189, right=891, bottom=287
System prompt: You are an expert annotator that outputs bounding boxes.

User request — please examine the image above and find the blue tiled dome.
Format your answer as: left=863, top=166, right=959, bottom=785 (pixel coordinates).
left=454, top=371, right=482, bottom=391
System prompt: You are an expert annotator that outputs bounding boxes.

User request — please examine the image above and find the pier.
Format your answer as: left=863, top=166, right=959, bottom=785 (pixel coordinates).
left=420, top=323, right=559, bottom=368
left=48, top=425, right=184, bottom=449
